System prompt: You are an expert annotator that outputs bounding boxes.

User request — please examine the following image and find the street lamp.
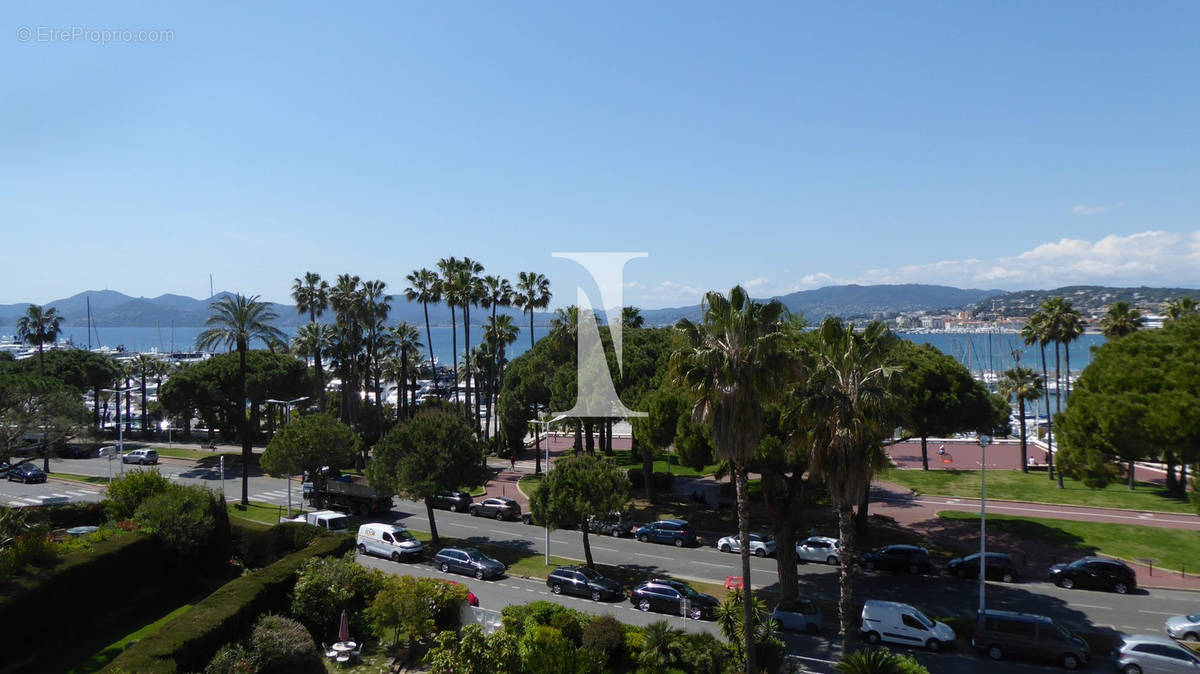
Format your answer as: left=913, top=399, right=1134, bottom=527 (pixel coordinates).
left=103, top=386, right=137, bottom=477
left=531, top=413, right=555, bottom=566
left=265, top=397, right=308, bottom=517
left=977, top=433, right=992, bottom=627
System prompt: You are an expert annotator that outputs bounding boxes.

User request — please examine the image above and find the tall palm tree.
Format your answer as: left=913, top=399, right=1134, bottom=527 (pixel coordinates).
left=1057, top=301, right=1085, bottom=400
left=16, top=304, right=64, bottom=376
left=1039, top=298, right=1071, bottom=489
left=438, top=258, right=466, bottom=392
left=672, top=286, right=793, bottom=674
left=404, top=268, right=441, bottom=371
left=621, top=306, right=645, bottom=328
left=459, top=258, right=486, bottom=431
left=291, top=272, right=330, bottom=411
left=998, top=367, right=1043, bottom=472
left=1100, top=301, right=1145, bottom=339
left=482, top=313, right=519, bottom=446
left=329, top=274, right=363, bottom=427
left=480, top=276, right=513, bottom=438
left=360, top=279, right=392, bottom=413
left=806, top=318, right=900, bottom=645
left=196, top=294, right=285, bottom=506
left=387, top=322, right=422, bottom=419
left=513, top=271, right=552, bottom=473
left=1165, top=296, right=1198, bottom=324
left=1022, top=311, right=1057, bottom=482
left=132, top=353, right=161, bottom=433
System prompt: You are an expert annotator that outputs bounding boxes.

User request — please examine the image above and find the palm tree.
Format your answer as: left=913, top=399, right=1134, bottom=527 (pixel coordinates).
left=1165, top=296, right=1198, bottom=324
left=404, top=268, right=442, bottom=371
left=438, top=258, right=466, bottom=392
left=359, top=279, right=392, bottom=413
left=329, top=274, right=363, bottom=427
left=387, top=322, right=422, bottom=419
left=482, top=313, right=519, bottom=446
left=998, top=367, right=1043, bottom=472
left=16, top=304, right=64, bottom=376
left=459, top=258, right=486, bottom=431
left=513, top=271, right=552, bottom=474
left=672, top=286, right=793, bottom=674
left=133, top=353, right=161, bottom=433
left=291, top=272, right=330, bottom=411
left=1100, top=302, right=1145, bottom=338
left=1040, top=298, right=1072, bottom=489
left=1021, top=311, right=1057, bottom=483
left=1057, top=301, right=1085, bottom=400
left=480, top=275, right=512, bottom=438
left=621, top=306, right=645, bottom=328
left=196, top=294, right=285, bottom=506
left=806, top=318, right=900, bottom=645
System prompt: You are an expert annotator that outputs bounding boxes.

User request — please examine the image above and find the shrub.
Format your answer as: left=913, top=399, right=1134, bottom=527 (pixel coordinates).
left=232, top=521, right=324, bottom=569
left=366, top=574, right=466, bottom=647
left=248, top=613, right=323, bottom=673
left=518, top=625, right=582, bottom=673
left=204, top=642, right=256, bottom=674
left=105, top=469, right=172, bottom=520
left=500, top=600, right=590, bottom=639
left=581, top=615, right=625, bottom=667
left=290, top=553, right=383, bottom=640
left=835, top=647, right=930, bottom=674
left=134, top=484, right=229, bottom=563
left=549, top=609, right=585, bottom=646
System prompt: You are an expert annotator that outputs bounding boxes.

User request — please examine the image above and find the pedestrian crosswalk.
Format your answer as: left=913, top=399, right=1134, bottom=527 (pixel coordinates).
left=251, top=489, right=293, bottom=502
left=4, top=488, right=99, bottom=507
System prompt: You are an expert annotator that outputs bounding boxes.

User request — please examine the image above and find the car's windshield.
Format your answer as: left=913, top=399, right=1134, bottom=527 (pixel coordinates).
left=465, top=550, right=491, bottom=562
left=327, top=517, right=348, bottom=532
left=578, top=567, right=602, bottom=581
left=394, top=530, right=415, bottom=542
left=912, top=610, right=935, bottom=629
left=1188, top=613, right=1200, bottom=622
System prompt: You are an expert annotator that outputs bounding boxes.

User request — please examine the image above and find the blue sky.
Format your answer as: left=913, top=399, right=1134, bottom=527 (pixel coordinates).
left=4, top=2, right=1199, bottom=308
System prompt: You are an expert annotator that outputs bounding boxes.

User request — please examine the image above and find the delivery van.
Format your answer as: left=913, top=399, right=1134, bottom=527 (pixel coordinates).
left=356, top=523, right=423, bottom=561
left=861, top=600, right=956, bottom=652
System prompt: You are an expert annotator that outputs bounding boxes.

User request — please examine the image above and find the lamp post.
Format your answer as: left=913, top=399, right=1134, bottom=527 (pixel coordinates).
left=977, top=433, right=992, bottom=627
left=266, top=396, right=308, bottom=518
left=103, top=386, right=136, bottom=476
left=531, top=412, right=554, bottom=566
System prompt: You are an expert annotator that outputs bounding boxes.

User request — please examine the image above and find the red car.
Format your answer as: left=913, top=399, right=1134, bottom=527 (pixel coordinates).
left=440, top=579, right=479, bottom=606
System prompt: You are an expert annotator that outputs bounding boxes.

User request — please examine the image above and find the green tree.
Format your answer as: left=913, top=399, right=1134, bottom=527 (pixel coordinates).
left=1022, top=311, right=1058, bottom=483
left=1164, top=296, right=1198, bottom=324
left=1100, top=301, right=1145, bottom=339
left=134, top=484, right=230, bottom=563
left=292, top=271, right=330, bottom=411
left=403, top=267, right=442, bottom=376
left=386, top=322, right=422, bottom=420
left=104, top=468, right=172, bottom=520
left=671, top=285, right=793, bottom=673
left=15, top=304, right=64, bottom=376
left=366, top=574, right=467, bottom=648
left=248, top=613, right=323, bottom=674
left=630, top=387, right=688, bottom=502
left=482, top=312, right=519, bottom=449
left=894, top=342, right=995, bottom=471
left=0, top=374, right=88, bottom=469
left=290, top=554, right=384, bottom=640
left=260, top=413, right=358, bottom=489
left=529, top=453, right=631, bottom=568
left=366, top=409, right=488, bottom=542
left=513, top=271, right=552, bottom=473
left=998, top=366, right=1044, bottom=471
left=715, top=588, right=783, bottom=671
left=807, top=318, right=900, bottom=644
left=197, top=294, right=286, bottom=505
left=836, top=647, right=930, bottom=674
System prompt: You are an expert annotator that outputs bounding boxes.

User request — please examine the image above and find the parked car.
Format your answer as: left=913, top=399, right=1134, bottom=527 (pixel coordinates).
left=588, top=512, right=633, bottom=537
left=433, top=547, right=506, bottom=580
left=469, top=496, right=522, bottom=521
left=771, top=597, right=822, bottom=634
left=428, top=491, right=474, bottom=512
left=357, top=523, right=422, bottom=561
left=634, top=519, right=697, bottom=547
left=439, top=579, right=479, bottom=607
left=7, top=463, right=47, bottom=484
left=861, top=600, right=956, bottom=652
left=57, top=444, right=93, bottom=459
left=947, top=552, right=1019, bottom=583
left=716, top=532, right=775, bottom=557
left=546, top=565, right=623, bottom=601
left=122, top=449, right=158, bottom=465
left=1112, top=634, right=1200, bottom=673
left=1163, top=611, right=1200, bottom=643
left=0, top=461, right=9, bottom=477
left=1049, top=556, right=1137, bottom=594
left=972, top=609, right=1088, bottom=669
left=796, top=536, right=841, bottom=565
left=629, top=579, right=718, bottom=620
left=859, top=545, right=935, bottom=574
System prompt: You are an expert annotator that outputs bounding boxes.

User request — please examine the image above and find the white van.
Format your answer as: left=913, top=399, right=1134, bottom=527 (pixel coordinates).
left=861, top=600, right=956, bottom=652
left=356, top=523, right=423, bottom=561
left=281, top=509, right=350, bottom=533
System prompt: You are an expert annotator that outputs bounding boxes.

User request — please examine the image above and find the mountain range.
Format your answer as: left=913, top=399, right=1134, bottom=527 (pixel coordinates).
left=0, top=284, right=1007, bottom=330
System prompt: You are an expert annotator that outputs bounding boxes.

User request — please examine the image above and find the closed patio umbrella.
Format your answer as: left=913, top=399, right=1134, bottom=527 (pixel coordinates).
left=338, top=609, right=350, bottom=644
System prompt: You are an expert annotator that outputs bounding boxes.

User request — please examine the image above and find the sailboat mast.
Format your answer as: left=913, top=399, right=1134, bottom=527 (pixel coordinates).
left=87, top=297, right=92, bottom=351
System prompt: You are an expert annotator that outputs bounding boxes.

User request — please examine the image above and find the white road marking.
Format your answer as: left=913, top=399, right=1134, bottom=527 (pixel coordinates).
left=1072, top=603, right=1112, bottom=610
left=692, top=561, right=729, bottom=568
left=19, top=497, right=41, bottom=504
left=7, top=500, right=23, bottom=506
left=1137, top=610, right=1179, bottom=616
left=590, top=546, right=619, bottom=553
left=50, top=493, right=69, bottom=498
left=635, top=552, right=674, bottom=561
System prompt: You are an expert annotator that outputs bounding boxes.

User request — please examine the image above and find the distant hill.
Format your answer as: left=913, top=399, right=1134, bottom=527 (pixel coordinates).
left=975, top=285, right=1200, bottom=317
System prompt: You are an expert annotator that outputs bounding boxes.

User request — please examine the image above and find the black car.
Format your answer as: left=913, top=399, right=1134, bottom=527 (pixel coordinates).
left=547, top=565, right=623, bottom=601
left=1049, top=557, right=1136, bottom=594
left=630, top=579, right=718, bottom=620
left=860, top=545, right=935, bottom=574
left=7, top=463, right=47, bottom=484
left=428, top=491, right=474, bottom=512
left=433, top=547, right=506, bottom=580
left=469, top=497, right=522, bottom=521
left=634, top=519, right=697, bottom=547
left=588, top=512, right=633, bottom=537
left=948, top=552, right=1020, bottom=583
left=0, top=461, right=9, bottom=477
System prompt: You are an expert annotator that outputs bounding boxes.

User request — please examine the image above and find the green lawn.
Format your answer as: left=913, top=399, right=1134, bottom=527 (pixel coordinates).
left=52, top=472, right=110, bottom=486
left=610, top=449, right=722, bottom=478
left=227, top=500, right=294, bottom=526
left=938, top=510, right=1200, bottom=573
left=881, top=467, right=1194, bottom=514
left=72, top=604, right=193, bottom=672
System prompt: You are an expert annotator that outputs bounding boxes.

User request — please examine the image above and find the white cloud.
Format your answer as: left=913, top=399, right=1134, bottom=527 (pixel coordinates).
left=1072, top=204, right=1108, bottom=215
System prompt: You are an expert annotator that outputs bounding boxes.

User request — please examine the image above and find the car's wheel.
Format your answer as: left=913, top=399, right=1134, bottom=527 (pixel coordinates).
left=1122, top=665, right=1142, bottom=674
left=720, top=543, right=731, bottom=553
left=449, top=504, right=458, bottom=512
left=1113, top=581, right=1129, bottom=594
left=591, top=590, right=601, bottom=601
left=908, top=563, right=921, bottom=574
left=755, top=548, right=765, bottom=558
left=1183, top=632, right=1198, bottom=642
left=864, top=631, right=881, bottom=645
left=439, top=562, right=450, bottom=572
left=864, top=561, right=875, bottom=571
left=475, top=569, right=484, bottom=580
left=1001, top=572, right=1015, bottom=583
left=468, top=507, right=477, bottom=517
left=638, top=599, right=651, bottom=612
left=552, top=583, right=562, bottom=595
left=986, top=645, right=1004, bottom=660
left=674, top=538, right=684, bottom=548
left=391, top=552, right=402, bottom=562
left=1062, top=653, right=1080, bottom=670
left=689, top=607, right=703, bottom=621
left=610, top=528, right=619, bottom=537
left=827, top=556, right=839, bottom=566
left=496, top=510, right=505, bottom=521
left=357, top=544, right=367, bottom=554
left=926, top=639, right=942, bottom=652
left=1058, top=577, right=1074, bottom=589
left=639, top=534, right=649, bottom=543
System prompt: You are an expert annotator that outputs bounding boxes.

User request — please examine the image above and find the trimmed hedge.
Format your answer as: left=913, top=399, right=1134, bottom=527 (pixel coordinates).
left=231, top=520, right=326, bottom=569
left=106, top=534, right=353, bottom=673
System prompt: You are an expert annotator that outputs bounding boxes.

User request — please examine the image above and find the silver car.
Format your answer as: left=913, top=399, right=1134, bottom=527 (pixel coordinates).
left=796, top=536, right=841, bottom=565
left=716, top=532, right=775, bottom=557
left=1165, top=612, right=1200, bottom=643
left=771, top=597, right=822, bottom=635
left=1112, top=634, right=1200, bottom=674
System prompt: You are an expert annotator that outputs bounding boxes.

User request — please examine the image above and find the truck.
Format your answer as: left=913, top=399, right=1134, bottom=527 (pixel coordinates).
left=281, top=509, right=350, bottom=533
left=303, top=472, right=393, bottom=516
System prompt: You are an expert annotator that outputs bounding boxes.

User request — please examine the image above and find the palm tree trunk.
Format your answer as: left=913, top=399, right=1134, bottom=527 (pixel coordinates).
left=772, top=474, right=804, bottom=600
left=1128, top=459, right=1136, bottom=489
left=239, top=344, right=250, bottom=506
left=582, top=521, right=594, bottom=568
left=528, top=309, right=541, bottom=474
left=1064, top=343, right=1072, bottom=401
left=642, top=441, right=655, bottom=502
left=1053, top=342, right=1065, bottom=488
left=450, top=303, right=458, bottom=391
left=836, top=502, right=859, bottom=648
left=462, top=303, right=473, bottom=426
left=1040, top=342, right=1055, bottom=481
left=124, top=375, right=132, bottom=434
left=734, top=463, right=756, bottom=674
left=93, top=385, right=101, bottom=432
left=141, top=368, right=148, bottom=433
left=1018, top=398, right=1028, bottom=473
left=920, top=435, right=929, bottom=470
left=426, top=500, right=440, bottom=542
left=314, top=322, right=326, bottom=413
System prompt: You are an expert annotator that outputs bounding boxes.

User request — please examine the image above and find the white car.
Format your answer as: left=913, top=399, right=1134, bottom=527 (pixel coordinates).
left=796, top=536, right=841, bottom=565
left=716, top=532, right=775, bottom=557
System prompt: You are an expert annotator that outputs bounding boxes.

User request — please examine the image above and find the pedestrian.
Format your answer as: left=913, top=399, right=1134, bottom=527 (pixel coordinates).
left=938, top=444, right=946, bottom=456
left=509, top=454, right=516, bottom=471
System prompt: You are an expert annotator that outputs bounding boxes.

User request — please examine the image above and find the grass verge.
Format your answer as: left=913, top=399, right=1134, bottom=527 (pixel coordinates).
left=938, top=510, right=1200, bottom=573
left=73, top=604, right=193, bottom=672
left=51, top=472, right=110, bottom=486
left=881, top=467, right=1194, bottom=514
left=227, top=500, right=294, bottom=526
left=610, top=449, right=722, bottom=478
